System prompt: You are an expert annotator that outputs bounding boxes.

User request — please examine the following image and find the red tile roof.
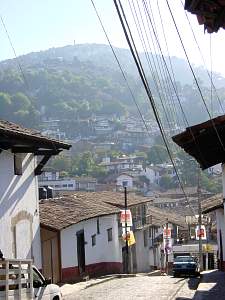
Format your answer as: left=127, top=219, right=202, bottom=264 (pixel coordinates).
left=0, top=119, right=71, bottom=150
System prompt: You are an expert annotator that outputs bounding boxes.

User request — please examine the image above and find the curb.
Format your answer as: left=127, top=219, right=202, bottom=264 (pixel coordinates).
left=85, top=276, right=117, bottom=289
left=85, top=273, right=137, bottom=289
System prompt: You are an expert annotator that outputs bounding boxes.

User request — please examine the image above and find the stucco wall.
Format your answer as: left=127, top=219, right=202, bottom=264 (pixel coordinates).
left=216, top=208, right=225, bottom=263
left=116, top=175, right=133, bottom=188
left=134, top=229, right=150, bottom=272
left=60, top=214, right=122, bottom=280
left=0, top=151, right=41, bottom=268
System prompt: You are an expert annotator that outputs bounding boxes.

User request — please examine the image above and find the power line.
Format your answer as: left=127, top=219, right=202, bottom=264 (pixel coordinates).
left=166, top=0, right=225, bottom=154
left=113, top=0, right=195, bottom=215
left=90, top=0, right=164, bottom=162
left=0, top=16, right=29, bottom=90
left=180, top=0, right=224, bottom=114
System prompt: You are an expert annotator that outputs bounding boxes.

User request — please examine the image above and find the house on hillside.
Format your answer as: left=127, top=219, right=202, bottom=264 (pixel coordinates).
left=39, top=191, right=152, bottom=283
left=39, top=172, right=97, bottom=196
left=99, top=156, right=144, bottom=173
left=0, top=120, right=71, bottom=268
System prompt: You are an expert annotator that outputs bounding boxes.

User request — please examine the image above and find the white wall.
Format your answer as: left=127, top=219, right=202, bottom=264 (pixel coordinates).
left=216, top=208, right=225, bottom=261
left=39, top=179, right=76, bottom=191
left=116, top=175, right=133, bottom=188
left=60, top=214, right=122, bottom=268
left=0, top=151, right=41, bottom=268
left=134, top=229, right=150, bottom=272
left=141, top=167, right=159, bottom=184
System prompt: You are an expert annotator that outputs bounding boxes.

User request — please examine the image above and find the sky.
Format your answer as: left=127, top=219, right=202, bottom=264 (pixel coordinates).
left=0, top=0, right=225, bottom=76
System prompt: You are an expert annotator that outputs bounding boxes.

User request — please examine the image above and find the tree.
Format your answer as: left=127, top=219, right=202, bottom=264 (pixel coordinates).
left=147, top=145, right=168, bottom=164
left=0, top=92, right=12, bottom=118
left=159, top=175, right=175, bottom=190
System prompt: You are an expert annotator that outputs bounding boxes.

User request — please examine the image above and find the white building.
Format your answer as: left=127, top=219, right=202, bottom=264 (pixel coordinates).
left=40, top=191, right=153, bottom=282
left=39, top=173, right=97, bottom=196
left=116, top=173, right=134, bottom=188
left=0, top=120, right=71, bottom=268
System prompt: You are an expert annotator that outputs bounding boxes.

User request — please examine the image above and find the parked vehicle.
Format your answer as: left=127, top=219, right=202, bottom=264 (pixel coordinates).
left=173, top=256, right=200, bottom=277
left=0, top=259, right=62, bottom=300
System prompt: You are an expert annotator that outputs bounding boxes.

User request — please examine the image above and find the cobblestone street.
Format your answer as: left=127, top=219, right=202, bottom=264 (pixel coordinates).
left=64, top=275, right=199, bottom=300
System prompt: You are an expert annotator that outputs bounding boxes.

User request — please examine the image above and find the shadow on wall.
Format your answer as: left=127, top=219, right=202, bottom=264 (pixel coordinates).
left=0, top=154, right=35, bottom=219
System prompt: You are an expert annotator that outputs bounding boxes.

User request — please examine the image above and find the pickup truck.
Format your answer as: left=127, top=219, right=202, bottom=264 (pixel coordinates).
left=0, top=259, right=62, bottom=299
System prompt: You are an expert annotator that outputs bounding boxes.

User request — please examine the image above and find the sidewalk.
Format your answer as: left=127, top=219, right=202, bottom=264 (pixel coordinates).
left=194, top=269, right=225, bottom=300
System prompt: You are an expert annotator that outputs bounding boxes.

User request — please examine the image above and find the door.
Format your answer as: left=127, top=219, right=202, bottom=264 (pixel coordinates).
left=77, top=231, right=85, bottom=274
left=41, top=228, right=60, bottom=283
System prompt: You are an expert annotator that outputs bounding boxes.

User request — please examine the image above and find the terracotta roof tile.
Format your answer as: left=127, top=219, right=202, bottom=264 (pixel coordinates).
left=40, top=191, right=153, bottom=230
left=201, top=193, right=223, bottom=213
left=0, top=119, right=71, bottom=149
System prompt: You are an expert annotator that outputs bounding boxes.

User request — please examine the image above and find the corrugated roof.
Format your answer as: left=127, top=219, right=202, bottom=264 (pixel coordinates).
left=0, top=120, right=71, bottom=149
left=201, top=193, right=224, bottom=213
left=172, top=114, right=225, bottom=169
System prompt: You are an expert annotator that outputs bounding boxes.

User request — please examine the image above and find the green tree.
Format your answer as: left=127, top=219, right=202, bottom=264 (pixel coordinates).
left=159, top=175, right=175, bottom=190
left=147, top=145, right=168, bottom=164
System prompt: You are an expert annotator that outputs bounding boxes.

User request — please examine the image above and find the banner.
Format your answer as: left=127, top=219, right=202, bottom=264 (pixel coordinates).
left=122, top=230, right=136, bottom=246
left=195, top=225, right=206, bottom=240
left=120, top=209, right=132, bottom=227
left=163, top=228, right=171, bottom=239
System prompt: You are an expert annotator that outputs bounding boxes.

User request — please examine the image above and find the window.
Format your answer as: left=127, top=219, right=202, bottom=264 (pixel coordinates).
left=122, top=181, right=128, bottom=187
left=62, top=184, right=67, bottom=188
left=143, top=230, right=148, bottom=247
left=68, top=184, right=73, bottom=187
left=149, top=227, right=152, bottom=238
left=97, top=218, right=100, bottom=234
left=107, top=228, right=112, bottom=242
left=92, top=234, right=96, bottom=246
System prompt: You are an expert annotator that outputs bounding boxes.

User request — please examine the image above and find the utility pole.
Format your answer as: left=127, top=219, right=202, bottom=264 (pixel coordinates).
left=165, top=219, right=169, bottom=274
left=197, top=166, right=203, bottom=272
left=124, top=186, right=129, bottom=274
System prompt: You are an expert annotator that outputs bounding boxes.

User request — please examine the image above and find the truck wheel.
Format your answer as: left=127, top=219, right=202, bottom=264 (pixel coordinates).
left=53, top=297, right=60, bottom=300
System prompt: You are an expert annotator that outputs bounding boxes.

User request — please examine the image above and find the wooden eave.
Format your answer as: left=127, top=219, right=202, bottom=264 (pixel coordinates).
left=172, top=115, right=225, bottom=169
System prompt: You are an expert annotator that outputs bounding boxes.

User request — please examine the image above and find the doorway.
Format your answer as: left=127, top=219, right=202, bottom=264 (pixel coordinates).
left=77, top=230, right=85, bottom=274
left=41, top=227, right=60, bottom=283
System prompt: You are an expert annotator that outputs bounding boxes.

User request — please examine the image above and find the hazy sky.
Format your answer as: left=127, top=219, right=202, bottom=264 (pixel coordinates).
left=1, top=0, right=225, bottom=76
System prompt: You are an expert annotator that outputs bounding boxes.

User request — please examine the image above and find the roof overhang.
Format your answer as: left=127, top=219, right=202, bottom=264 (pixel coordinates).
left=184, top=0, right=225, bottom=33
left=172, top=115, right=225, bottom=170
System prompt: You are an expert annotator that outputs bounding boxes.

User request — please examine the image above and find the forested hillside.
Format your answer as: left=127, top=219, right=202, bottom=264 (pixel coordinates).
left=0, top=43, right=225, bottom=129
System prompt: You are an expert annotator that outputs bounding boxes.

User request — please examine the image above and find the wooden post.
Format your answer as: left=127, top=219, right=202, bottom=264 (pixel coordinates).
left=5, top=260, right=9, bottom=300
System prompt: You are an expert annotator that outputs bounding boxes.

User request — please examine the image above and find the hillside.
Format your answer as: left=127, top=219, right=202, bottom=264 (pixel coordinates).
left=0, top=43, right=225, bottom=130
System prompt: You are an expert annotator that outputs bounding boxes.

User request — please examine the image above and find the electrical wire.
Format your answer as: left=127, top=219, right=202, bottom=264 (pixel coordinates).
left=166, top=0, right=225, bottom=153
left=127, top=0, right=175, bottom=133
left=180, top=0, right=224, bottom=114
left=113, top=0, right=196, bottom=215
left=90, top=0, right=164, bottom=163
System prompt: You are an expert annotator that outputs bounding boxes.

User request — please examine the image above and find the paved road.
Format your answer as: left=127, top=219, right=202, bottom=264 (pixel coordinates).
left=65, top=275, right=199, bottom=300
